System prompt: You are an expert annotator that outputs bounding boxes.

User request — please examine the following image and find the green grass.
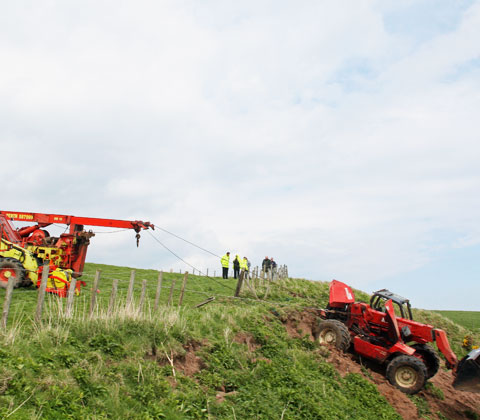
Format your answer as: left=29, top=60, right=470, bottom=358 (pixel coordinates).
left=0, top=262, right=478, bottom=419
left=0, top=268, right=401, bottom=420
left=434, top=310, right=480, bottom=333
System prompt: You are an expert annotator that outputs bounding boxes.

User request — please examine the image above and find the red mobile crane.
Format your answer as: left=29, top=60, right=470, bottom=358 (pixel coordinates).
left=0, top=210, right=154, bottom=296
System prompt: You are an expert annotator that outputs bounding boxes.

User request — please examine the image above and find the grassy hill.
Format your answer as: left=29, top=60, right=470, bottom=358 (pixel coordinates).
left=433, top=311, right=480, bottom=333
left=0, top=263, right=478, bottom=419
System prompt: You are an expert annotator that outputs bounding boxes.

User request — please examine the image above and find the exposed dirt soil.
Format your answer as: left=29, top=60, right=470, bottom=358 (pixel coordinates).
left=146, top=340, right=206, bottom=377
left=234, top=332, right=260, bottom=352
left=283, top=309, right=319, bottom=341
left=283, top=310, right=480, bottom=420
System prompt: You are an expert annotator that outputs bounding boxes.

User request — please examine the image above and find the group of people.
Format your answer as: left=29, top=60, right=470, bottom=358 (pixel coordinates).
left=220, top=252, right=276, bottom=279
left=220, top=252, right=252, bottom=279
left=261, top=256, right=277, bottom=275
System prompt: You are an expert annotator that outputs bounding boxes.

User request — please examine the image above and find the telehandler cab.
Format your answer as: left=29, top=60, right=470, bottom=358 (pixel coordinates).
left=0, top=210, right=154, bottom=296
left=315, top=280, right=480, bottom=394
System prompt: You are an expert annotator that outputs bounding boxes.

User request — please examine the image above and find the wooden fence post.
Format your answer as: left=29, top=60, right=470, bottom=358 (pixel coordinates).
left=108, top=279, right=119, bottom=315
left=178, top=272, right=188, bottom=306
left=154, top=271, right=163, bottom=311
left=89, top=270, right=101, bottom=318
left=234, top=270, right=245, bottom=298
left=126, top=270, right=135, bottom=308
left=206, top=268, right=209, bottom=277
left=167, top=277, right=176, bottom=306
left=1, top=276, right=16, bottom=329
left=65, top=276, right=77, bottom=318
left=138, top=279, right=147, bottom=313
left=35, top=262, right=50, bottom=323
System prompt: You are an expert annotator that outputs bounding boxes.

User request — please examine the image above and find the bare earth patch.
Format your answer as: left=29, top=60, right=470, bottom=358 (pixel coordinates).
left=146, top=340, right=206, bottom=377
left=234, top=332, right=260, bottom=352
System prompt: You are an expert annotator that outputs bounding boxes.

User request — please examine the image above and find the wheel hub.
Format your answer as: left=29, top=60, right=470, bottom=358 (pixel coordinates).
left=0, top=268, right=15, bottom=282
left=396, top=366, right=417, bottom=388
left=320, top=329, right=336, bottom=344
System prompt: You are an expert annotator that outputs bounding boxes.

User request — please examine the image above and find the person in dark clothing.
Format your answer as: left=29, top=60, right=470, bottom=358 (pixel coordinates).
left=262, top=256, right=271, bottom=277
left=233, top=254, right=241, bottom=279
left=270, top=257, right=277, bottom=271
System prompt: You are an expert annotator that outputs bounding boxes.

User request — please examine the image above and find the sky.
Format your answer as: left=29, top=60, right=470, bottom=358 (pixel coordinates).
left=1, top=0, right=479, bottom=310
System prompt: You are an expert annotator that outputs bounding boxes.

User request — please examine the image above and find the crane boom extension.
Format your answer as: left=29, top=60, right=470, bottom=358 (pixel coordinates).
left=0, top=211, right=154, bottom=234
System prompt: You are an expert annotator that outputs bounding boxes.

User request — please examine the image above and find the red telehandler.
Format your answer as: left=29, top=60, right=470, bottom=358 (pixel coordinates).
left=0, top=210, right=154, bottom=296
left=315, top=280, right=480, bottom=394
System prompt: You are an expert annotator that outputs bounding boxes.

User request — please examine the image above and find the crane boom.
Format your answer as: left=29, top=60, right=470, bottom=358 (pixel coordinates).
left=0, top=211, right=154, bottom=233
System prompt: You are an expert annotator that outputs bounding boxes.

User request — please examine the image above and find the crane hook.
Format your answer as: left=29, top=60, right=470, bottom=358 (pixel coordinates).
left=136, top=233, right=141, bottom=247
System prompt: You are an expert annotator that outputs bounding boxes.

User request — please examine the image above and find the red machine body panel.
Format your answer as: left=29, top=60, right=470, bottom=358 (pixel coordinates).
left=329, top=279, right=356, bottom=308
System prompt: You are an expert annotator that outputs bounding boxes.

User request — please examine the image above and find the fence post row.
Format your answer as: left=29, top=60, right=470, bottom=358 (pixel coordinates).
left=154, top=271, right=163, bottom=312
left=89, top=270, right=101, bottom=318
left=66, top=275, right=77, bottom=318
left=178, top=271, right=189, bottom=306
left=2, top=263, right=291, bottom=325
left=168, top=276, right=176, bottom=306
left=138, top=279, right=147, bottom=313
left=234, top=270, right=245, bottom=298
left=1, top=276, right=16, bottom=329
left=108, top=279, right=119, bottom=315
left=35, top=261, right=50, bottom=323
left=126, top=270, right=135, bottom=309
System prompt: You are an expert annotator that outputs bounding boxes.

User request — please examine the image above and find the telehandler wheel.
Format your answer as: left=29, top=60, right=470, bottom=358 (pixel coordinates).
left=386, top=355, right=427, bottom=394
left=314, top=320, right=351, bottom=351
left=0, top=258, right=26, bottom=289
left=411, top=344, right=440, bottom=379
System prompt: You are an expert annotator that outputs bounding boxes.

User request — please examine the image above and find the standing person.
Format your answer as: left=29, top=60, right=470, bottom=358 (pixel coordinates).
left=220, top=252, right=230, bottom=279
left=241, top=256, right=249, bottom=277
left=270, top=257, right=277, bottom=277
left=233, top=254, right=241, bottom=279
left=262, top=256, right=271, bottom=277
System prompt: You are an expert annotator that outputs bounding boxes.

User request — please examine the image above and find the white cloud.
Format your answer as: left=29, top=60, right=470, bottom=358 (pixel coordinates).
left=1, top=1, right=479, bottom=309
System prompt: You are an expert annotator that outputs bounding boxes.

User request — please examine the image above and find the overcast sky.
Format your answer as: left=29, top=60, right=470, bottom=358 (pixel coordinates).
left=1, top=1, right=479, bottom=310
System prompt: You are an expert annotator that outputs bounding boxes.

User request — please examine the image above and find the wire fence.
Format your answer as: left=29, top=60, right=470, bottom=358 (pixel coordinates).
left=1, top=262, right=291, bottom=330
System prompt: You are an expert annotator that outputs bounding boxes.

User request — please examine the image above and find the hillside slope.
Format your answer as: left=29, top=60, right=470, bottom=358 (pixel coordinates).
left=0, top=263, right=479, bottom=419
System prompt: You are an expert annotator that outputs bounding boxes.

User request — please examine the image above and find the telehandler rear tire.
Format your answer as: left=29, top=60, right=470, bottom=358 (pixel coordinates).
left=386, top=355, right=427, bottom=394
left=314, top=320, right=351, bottom=351
left=0, top=258, right=26, bottom=289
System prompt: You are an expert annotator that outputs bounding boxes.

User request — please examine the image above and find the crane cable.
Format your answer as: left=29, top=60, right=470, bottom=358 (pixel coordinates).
left=146, top=230, right=235, bottom=292
left=154, top=226, right=221, bottom=258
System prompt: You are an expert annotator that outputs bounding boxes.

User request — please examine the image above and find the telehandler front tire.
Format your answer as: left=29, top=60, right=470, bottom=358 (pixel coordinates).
left=411, top=344, right=440, bottom=379
left=386, top=355, right=427, bottom=394
left=314, top=319, right=351, bottom=351
left=0, top=258, right=26, bottom=289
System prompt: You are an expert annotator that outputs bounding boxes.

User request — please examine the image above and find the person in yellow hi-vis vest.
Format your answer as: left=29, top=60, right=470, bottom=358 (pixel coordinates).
left=220, top=252, right=230, bottom=279
left=241, top=257, right=249, bottom=277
